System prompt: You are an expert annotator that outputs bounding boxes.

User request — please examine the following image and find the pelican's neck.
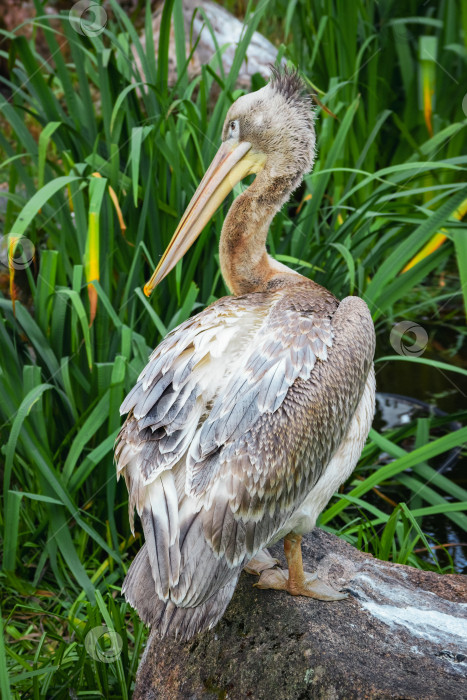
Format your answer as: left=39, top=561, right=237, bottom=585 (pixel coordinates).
left=219, top=170, right=302, bottom=295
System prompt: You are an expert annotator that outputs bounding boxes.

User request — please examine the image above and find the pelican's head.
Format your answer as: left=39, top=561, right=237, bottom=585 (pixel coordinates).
left=144, top=67, right=315, bottom=295
left=222, top=67, right=316, bottom=181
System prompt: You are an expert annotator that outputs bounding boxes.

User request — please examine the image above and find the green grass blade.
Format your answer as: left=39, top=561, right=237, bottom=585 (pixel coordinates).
left=0, top=609, right=12, bottom=700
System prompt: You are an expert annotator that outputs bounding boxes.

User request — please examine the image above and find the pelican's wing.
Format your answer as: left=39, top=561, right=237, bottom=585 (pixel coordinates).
left=186, top=289, right=375, bottom=559
left=116, top=291, right=274, bottom=608
left=115, top=291, right=275, bottom=531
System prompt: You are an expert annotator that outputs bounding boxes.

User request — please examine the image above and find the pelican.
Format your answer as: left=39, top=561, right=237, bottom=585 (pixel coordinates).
left=116, top=67, right=375, bottom=640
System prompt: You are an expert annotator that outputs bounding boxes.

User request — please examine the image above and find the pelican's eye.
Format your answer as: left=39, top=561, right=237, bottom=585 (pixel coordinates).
left=229, top=119, right=239, bottom=138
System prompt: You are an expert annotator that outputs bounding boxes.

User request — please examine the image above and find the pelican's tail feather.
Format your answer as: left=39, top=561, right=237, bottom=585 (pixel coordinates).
left=122, top=543, right=238, bottom=641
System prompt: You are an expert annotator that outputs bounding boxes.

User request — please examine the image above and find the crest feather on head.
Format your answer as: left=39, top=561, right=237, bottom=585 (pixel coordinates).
left=269, top=65, right=310, bottom=107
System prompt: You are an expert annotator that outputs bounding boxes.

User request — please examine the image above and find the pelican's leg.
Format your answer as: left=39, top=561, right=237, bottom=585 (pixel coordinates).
left=255, top=534, right=347, bottom=601
left=244, top=548, right=280, bottom=576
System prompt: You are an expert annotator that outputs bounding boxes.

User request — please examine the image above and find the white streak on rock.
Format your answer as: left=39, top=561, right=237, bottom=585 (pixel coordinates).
left=359, top=600, right=467, bottom=646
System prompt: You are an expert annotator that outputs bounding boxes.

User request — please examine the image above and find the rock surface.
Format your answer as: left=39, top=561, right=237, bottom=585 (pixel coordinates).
left=133, top=529, right=467, bottom=700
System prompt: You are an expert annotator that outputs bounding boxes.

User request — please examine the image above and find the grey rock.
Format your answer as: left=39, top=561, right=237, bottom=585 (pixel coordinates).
left=133, top=529, right=467, bottom=700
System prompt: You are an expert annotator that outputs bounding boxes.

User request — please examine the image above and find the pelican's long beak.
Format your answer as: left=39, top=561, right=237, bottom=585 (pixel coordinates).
left=144, top=141, right=266, bottom=296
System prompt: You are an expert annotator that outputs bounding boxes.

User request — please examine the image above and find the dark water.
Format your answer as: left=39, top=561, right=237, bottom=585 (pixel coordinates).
left=373, top=337, right=467, bottom=574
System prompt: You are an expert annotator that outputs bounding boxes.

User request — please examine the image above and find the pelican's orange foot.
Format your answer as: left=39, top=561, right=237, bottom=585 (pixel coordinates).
left=252, top=533, right=347, bottom=601
left=254, top=567, right=347, bottom=600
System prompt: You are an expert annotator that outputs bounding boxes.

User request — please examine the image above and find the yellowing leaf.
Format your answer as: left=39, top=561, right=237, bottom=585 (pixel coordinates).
left=402, top=197, right=467, bottom=273
left=84, top=176, right=107, bottom=325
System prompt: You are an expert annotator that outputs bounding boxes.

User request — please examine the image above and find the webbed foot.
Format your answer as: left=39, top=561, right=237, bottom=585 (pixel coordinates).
left=255, top=567, right=348, bottom=600
left=252, top=533, right=348, bottom=601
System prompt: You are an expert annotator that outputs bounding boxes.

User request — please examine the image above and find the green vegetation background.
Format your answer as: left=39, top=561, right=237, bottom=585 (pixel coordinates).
left=0, top=0, right=466, bottom=697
